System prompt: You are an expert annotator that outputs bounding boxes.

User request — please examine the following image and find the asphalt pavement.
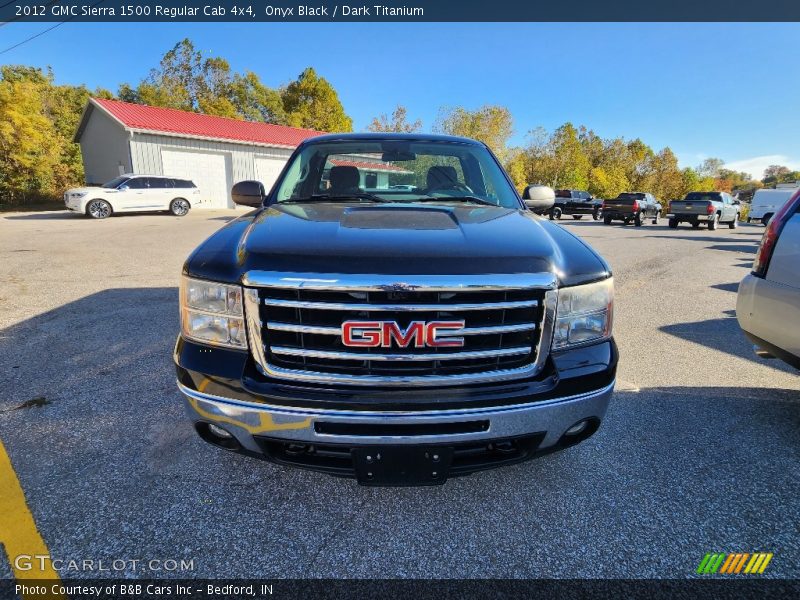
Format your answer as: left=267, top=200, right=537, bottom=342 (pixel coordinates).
left=0, top=208, right=797, bottom=580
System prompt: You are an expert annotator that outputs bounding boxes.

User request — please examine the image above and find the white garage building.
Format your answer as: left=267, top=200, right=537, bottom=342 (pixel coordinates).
left=74, top=98, right=323, bottom=209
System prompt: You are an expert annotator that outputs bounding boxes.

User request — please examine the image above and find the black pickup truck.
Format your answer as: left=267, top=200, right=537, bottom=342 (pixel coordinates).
left=174, top=133, right=617, bottom=486
left=602, top=192, right=662, bottom=226
left=551, top=189, right=603, bottom=220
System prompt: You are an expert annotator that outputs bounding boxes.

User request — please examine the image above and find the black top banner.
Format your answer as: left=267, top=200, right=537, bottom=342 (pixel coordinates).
left=3, top=0, right=800, bottom=22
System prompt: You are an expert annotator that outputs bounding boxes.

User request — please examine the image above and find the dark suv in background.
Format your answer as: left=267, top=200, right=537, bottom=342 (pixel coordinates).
left=550, top=189, right=603, bottom=221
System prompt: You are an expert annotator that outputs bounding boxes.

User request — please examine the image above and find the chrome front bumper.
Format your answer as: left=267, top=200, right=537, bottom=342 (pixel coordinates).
left=179, top=380, right=614, bottom=453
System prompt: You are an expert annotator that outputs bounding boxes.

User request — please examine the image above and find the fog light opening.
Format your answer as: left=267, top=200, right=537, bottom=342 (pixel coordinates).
left=558, top=418, right=600, bottom=448
left=208, top=423, right=233, bottom=439
left=196, top=422, right=241, bottom=451
left=565, top=420, right=589, bottom=436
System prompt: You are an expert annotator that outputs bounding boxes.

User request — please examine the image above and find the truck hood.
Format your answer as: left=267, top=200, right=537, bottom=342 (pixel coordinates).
left=185, top=203, right=610, bottom=287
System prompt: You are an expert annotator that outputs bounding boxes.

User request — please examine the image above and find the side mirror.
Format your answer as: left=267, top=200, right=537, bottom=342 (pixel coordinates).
left=118, top=184, right=129, bottom=191
left=522, top=184, right=555, bottom=214
left=232, top=180, right=266, bottom=207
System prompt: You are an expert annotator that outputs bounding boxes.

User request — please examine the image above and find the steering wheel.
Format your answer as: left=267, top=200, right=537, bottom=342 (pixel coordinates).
left=427, top=182, right=474, bottom=194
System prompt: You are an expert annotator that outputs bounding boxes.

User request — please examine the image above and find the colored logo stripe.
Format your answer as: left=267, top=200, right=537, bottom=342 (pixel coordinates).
left=698, top=552, right=773, bottom=574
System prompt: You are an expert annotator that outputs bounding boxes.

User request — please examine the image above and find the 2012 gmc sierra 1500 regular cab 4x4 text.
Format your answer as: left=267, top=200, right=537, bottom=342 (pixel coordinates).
left=174, top=133, right=617, bottom=486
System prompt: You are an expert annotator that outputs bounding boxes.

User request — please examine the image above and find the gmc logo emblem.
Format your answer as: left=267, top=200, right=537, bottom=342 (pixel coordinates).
left=341, top=321, right=465, bottom=348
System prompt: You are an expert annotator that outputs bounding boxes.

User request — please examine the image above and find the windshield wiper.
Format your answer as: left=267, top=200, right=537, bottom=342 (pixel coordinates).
left=285, top=193, right=390, bottom=203
left=410, top=196, right=499, bottom=207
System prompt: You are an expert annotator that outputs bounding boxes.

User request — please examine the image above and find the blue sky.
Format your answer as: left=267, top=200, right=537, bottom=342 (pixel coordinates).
left=3, top=22, right=799, bottom=178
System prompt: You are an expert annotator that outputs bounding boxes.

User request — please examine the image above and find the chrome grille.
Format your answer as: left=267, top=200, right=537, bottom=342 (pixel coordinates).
left=243, top=272, right=557, bottom=387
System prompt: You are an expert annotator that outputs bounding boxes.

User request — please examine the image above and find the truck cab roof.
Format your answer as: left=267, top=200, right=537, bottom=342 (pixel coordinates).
left=299, top=132, right=486, bottom=148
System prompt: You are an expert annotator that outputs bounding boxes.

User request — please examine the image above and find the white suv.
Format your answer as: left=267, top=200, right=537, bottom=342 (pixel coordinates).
left=737, top=189, right=800, bottom=369
left=64, top=174, right=201, bottom=219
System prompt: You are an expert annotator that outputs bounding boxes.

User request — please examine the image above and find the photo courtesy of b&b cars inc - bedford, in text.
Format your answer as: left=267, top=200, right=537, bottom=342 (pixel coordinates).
left=0, top=1, right=799, bottom=599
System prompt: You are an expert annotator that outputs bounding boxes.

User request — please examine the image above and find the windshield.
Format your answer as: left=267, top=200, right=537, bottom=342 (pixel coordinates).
left=273, top=140, right=520, bottom=208
left=102, top=176, right=129, bottom=189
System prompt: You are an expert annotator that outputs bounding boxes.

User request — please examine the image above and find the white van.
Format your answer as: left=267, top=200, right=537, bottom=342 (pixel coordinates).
left=749, top=186, right=799, bottom=225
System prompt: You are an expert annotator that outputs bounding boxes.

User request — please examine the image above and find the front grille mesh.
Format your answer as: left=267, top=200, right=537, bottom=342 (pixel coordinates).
left=250, top=285, right=546, bottom=381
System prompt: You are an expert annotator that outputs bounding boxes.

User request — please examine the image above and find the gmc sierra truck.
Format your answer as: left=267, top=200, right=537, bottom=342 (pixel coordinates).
left=666, top=191, right=740, bottom=230
left=551, top=189, right=603, bottom=221
left=174, top=133, right=617, bottom=486
left=602, top=192, right=661, bottom=226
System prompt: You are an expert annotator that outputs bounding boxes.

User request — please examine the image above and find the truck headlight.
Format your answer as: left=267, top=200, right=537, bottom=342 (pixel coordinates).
left=552, top=278, right=613, bottom=350
left=180, top=277, right=247, bottom=349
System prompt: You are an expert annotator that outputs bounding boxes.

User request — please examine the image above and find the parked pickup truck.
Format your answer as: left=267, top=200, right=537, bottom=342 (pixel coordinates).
left=174, top=133, right=617, bottom=486
left=551, top=189, right=603, bottom=221
left=666, top=191, right=740, bottom=230
left=602, top=192, right=661, bottom=226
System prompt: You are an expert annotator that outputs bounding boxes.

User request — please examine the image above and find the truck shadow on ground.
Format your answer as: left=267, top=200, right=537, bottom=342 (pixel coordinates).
left=645, top=233, right=761, bottom=245
left=660, top=314, right=796, bottom=373
left=710, top=282, right=740, bottom=293
left=705, top=243, right=758, bottom=254
left=0, top=287, right=179, bottom=411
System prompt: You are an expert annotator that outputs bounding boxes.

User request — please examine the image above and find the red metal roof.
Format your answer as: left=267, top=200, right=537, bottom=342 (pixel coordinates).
left=92, top=98, right=323, bottom=148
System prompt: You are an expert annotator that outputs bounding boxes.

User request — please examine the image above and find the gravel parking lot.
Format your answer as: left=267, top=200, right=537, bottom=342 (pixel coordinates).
left=0, top=209, right=798, bottom=579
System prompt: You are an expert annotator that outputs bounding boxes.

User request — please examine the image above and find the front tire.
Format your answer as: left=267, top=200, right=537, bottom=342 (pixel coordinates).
left=603, top=214, right=612, bottom=225
left=86, top=199, right=112, bottom=219
left=763, top=213, right=773, bottom=226
left=708, top=213, right=719, bottom=230
left=552, top=207, right=562, bottom=220
left=170, top=198, right=191, bottom=216
left=729, top=214, right=739, bottom=229
left=634, top=212, right=643, bottom=227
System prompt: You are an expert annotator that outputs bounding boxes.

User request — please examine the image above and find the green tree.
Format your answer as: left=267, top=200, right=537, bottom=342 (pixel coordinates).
left=281, top=67, right=353, bottom=132
left=367, top=105, right=422, bottom=133
left=229, top=71, right=286, bottom=124
left=435, top=105, right=514, bottom=162
left=547, top=123, right=591, bottom=189
left=696, top=157, right=725, bottom=179
left=119, top=39, right=288, bottom=124
left=0, top=66, right=94, bottom=205
left=762, top=164, right=799, bottom=186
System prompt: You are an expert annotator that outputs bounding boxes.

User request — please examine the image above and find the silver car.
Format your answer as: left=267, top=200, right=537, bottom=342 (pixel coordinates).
left=737, top=190, right=800, bottom=369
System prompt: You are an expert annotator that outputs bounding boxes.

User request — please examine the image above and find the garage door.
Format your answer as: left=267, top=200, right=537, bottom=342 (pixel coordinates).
left=161, top=149, right=231, bottom=209
left=254, top=156, right=286, bottom=194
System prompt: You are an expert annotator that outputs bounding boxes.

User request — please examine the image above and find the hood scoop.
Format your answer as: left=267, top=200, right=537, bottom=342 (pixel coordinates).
left=340, top=205, right=459, bottom=230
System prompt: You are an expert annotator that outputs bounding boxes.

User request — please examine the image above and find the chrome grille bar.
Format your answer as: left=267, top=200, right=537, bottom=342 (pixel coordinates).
left=263, top=298, right=538, bottom=311
left=266, top=321, right=536, bottom=336
left=243, top=271, right=557, bottom=290
left=269, top=346, right=532, bottom=362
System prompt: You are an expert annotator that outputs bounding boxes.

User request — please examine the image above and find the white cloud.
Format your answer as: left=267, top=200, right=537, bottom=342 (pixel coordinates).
left=723, top=155, right=800, bottom=180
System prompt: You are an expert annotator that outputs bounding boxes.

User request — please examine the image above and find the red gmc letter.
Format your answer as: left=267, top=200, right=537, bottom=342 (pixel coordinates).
left=382, top=322, right=425, bottom=348
left=342, top=321, right=381, bottom=347
left=426, top=321, right=465, bottom=347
